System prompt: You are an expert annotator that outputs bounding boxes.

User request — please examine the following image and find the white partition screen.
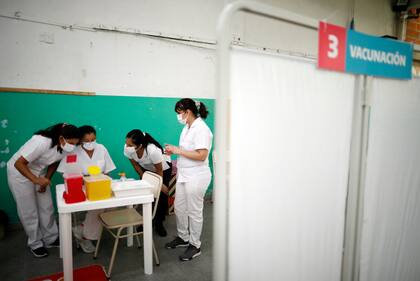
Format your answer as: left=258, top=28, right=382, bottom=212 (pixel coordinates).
left=228, top=49, right=355, bottom=281
left=360, top=78, right=420, bottom=281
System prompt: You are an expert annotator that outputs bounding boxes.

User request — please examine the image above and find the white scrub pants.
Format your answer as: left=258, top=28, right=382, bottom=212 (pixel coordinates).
left=175, top=175, right=211, bottom=248
left=7, top=170, right=58, bottom=250
left=82, top=210, right=103, bottom=240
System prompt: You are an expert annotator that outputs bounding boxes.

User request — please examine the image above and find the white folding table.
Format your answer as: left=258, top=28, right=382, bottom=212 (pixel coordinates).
left=56, top=183, right=154, bottom=281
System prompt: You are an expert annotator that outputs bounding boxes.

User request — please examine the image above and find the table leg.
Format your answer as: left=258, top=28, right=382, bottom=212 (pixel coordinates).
left=59, top=214, right=64, bottom=259
left=127, top=205, right=133, bottom=247
left=142, top=202, right=153, bottom=274
left=60, top=212, right=73, bottom=281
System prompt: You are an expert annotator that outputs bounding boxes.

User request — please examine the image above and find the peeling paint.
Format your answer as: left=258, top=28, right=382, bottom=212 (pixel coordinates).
left=0, top=147, right=9, bottom=154
left=1, top=119, right=8, bottom=128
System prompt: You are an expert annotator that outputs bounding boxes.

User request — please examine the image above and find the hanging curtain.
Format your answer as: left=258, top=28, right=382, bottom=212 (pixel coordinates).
left=228, top=49, right=355, bottom=281
left=360, top=77, right=420, bottom=281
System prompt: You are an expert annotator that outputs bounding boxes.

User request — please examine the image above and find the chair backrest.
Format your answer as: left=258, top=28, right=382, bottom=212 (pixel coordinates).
left=142, top=171, right=163, bottom=219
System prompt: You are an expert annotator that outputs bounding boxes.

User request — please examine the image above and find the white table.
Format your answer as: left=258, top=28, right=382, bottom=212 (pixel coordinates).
left=56, top=183, right=154, bottom=281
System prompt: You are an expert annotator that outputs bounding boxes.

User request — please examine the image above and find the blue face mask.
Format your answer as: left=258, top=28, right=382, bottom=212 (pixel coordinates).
left=177, top=113, right=187, bottom=125
left=124, top=144, right=141, bottom=158
left=83, top=141, right=96, bottom=151
left=61, top=140, right=76, bottom=152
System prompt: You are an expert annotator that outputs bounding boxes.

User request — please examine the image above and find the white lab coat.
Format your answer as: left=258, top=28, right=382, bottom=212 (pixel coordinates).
left=57, top=143, right=116, bottom=240
left=57, top=143, right=116, bottom=175
left=7, top=135, right=65, bottom=249
left=128, top=143, right=170, bottom=172
left=175, top=118, right=213, bottom=248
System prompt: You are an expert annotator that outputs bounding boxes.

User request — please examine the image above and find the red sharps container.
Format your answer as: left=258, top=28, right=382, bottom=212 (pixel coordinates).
left=62, top=154, right=86, bottom=203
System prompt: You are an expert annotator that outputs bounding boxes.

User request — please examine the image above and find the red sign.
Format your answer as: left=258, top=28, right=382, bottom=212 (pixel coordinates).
left=66, top=154, right=77, bottom=163
left=318, top=22, right=347, bottom=72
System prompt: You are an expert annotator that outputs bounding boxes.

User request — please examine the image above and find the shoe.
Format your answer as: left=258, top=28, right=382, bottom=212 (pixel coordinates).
left=179, top=244, right=201, bottom=261
left=72, top=225, right=95, bottom=253
left=72, top=225, right=83, bottom=240
left=31, top=246, right=49, bottom=258
left=45, top=237, right=60, bottom=248
left=165, top=237, right=189, bottom=249
left=78, top=239, right=96, bottom=254
left=154, top=224, right=167, bottom=237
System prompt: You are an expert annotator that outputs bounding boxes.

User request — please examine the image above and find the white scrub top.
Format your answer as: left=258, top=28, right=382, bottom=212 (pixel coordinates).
left=7, top=135, right=65, bottom=181
left=177, top=117, right=213, bottom=182
left=128, top=143, right=170, bottom=172
left=58, top=143, right=116, bottom=175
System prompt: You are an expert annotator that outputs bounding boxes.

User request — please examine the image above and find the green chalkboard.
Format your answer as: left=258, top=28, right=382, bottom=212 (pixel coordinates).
left=0, top=92, right=214, bottom=223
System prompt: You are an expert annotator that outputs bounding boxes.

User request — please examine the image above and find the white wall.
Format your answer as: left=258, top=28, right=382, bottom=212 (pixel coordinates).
left=0, top=0, right=396, bottom=98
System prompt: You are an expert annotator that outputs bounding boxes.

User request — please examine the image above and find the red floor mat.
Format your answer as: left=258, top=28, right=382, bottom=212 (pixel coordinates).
left=27, top=264, right=108, bottom=281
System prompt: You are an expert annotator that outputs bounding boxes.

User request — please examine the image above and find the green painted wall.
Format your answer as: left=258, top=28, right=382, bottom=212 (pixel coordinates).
left=0, top=92, right=214, bottom=223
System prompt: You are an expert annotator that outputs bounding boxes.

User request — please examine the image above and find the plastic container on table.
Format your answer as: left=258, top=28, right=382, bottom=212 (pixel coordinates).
left=63, top=173, right=85, bottom=203
left=62, top=154, right=86, bottom=204
left=111, top=180, right=154, bottom=198
left=84, top=174, right=112, bottom=201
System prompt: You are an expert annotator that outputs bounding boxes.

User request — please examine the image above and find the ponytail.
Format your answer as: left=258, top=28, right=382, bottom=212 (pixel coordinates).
left=196, top=101, right=209, bottom=119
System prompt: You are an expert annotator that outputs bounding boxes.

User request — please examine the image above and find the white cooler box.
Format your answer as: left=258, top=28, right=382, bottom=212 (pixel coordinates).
left=111, top=180, right=153, bottom=198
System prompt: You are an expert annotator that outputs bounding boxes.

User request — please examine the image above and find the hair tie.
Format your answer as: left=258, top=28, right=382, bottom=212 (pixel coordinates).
left=143, top=132, right=146, bottom=136
left=195, top=100, right=201, bottom=111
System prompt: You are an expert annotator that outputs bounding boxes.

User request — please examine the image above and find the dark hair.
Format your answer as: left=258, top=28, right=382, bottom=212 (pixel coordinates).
left=35, top=123, right=80, bottom=148
left=174, top=98, right=209, bottom=119
left=126, top=129, right=164, bottom=153
left=79, top=125, right=96, bottom=137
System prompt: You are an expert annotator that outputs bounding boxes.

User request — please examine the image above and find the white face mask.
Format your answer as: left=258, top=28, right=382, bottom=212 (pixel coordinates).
left=177, top=113, right=187, bottom=125
left=61, top=140, right=76, bottom=153
left=124, top=144, right=138, bottom=158
left=83, top=141, right=97, bottom=151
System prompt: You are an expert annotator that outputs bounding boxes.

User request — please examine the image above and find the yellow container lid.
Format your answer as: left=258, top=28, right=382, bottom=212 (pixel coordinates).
left=84, top=174, right=112, bottom=182
left=87, top=165, right=101, bottom=176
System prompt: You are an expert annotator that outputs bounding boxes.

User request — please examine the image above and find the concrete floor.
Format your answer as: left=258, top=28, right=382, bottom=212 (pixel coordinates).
left=0, top=201, right=213, bottom=281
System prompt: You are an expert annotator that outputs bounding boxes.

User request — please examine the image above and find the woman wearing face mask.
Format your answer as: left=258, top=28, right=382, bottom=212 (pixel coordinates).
left=124, top=129, right=172, bottom=237
left=7, top=123, right=79, bottom=258
left=57, top=125, right=116, bottom=253
left=164, top=98, right=213, bottom=262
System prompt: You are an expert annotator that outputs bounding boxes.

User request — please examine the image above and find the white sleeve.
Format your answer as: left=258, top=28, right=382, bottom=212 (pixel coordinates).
left=20, top=136, right=48, bottom=163
left=193, top=128, right=212, bottom=151
left=148, top=145, right=164, bottom=165
left=57, top=157, right=66, bottom=173
left=103, top=147, right=116, bottom=173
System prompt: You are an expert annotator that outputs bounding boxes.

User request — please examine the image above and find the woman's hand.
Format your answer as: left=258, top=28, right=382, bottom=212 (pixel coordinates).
left=164, top=144, right=180, bottom=155
left=35, top=177, right=51, bottom=188
left=37, top=185, right=47, bottom=193
left=161, top=184, right=169, bottom=195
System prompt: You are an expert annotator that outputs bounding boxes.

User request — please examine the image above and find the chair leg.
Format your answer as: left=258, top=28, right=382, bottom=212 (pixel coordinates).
left=135, top=235, right=141, bottom=248
left=107, top=228, right=122, bottom=277
left=153, top=240, right=160, bottom=266
left=93, top=225, right=104, bottom=259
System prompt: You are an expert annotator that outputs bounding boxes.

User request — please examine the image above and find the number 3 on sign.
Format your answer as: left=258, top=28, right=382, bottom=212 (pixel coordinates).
left=327, top=34, right=338, bottom=58
left=317, top=21, right=347, bottom=72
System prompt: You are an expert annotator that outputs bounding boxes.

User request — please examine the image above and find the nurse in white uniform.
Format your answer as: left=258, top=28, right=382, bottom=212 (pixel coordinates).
left=124, top=129, right=172, bottom=237
left=7, top=123, right=79, bottom=258
left=58, top=125, right=116, bottom=253
left=164, top=98, right=213, bottom=261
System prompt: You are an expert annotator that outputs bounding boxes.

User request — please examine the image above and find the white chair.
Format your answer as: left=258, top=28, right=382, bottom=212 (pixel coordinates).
left=93, top=171, right=162, bottom=277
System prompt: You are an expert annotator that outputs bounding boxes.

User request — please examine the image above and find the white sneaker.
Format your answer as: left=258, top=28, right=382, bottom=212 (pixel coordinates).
left=79, top=239, right=96, bottom=253
left=72, top=225, right=83, bottom=240
left=72, top=225, right=95, bottom=253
